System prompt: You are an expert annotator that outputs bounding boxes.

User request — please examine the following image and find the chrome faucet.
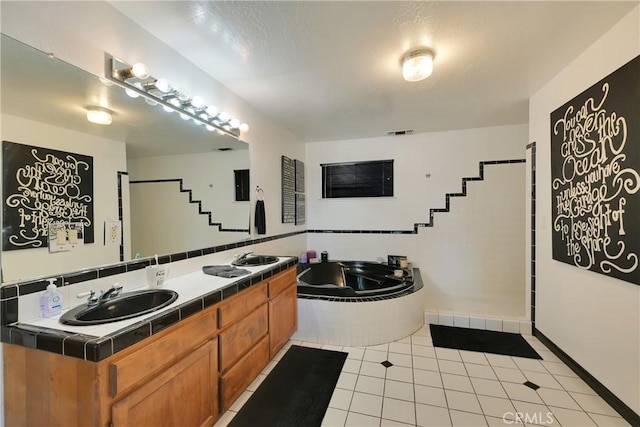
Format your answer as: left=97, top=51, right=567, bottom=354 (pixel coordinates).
left=236, top=251, right=253, bottom=261
left=99, top=283, right=124, bottom=302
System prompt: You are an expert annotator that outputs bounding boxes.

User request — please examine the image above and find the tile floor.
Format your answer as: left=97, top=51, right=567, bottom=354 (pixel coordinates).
left=214, top=325, right=630, bottom=427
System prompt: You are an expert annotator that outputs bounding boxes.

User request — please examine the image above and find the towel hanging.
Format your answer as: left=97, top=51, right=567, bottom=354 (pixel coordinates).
left=255, top=199, right=266, bottom=234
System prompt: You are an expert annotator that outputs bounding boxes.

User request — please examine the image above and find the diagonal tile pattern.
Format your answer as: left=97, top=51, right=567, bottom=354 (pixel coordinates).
left=214, top=327, right=630, bottom=427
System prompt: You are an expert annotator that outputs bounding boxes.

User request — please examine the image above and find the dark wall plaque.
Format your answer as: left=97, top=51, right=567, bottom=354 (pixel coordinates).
left=550, top=55, right=639, bottom=285
left=2, top=141, right=94, bottom=250
left=281, top=155, right=295, bottom=223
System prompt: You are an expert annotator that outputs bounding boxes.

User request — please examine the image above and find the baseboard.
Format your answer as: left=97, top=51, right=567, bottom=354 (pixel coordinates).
left=534, top=328, right=640, bottom=426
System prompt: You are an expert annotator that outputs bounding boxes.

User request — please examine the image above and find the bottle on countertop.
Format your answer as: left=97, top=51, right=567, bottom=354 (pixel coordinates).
left=40, top=278, right=63, bottom=318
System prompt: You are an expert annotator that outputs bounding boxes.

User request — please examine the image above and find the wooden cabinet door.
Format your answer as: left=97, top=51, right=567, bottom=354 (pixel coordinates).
left=111, top=339, right=218, bottom=427
left=269, top=284, right=298, bottom=357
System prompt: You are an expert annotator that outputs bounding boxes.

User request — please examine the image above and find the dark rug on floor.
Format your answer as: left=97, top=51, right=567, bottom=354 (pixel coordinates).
left=228, top=345, right=348, bottom=427
left=430, top=324, right=542, bottom=359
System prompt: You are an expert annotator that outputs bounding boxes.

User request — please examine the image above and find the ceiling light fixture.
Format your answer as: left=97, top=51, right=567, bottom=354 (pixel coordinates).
left=401, top=48, right=435, bottom=82
left=104, top=53, right=248, bottom=138
left=86, top=107, right=113, bottom=125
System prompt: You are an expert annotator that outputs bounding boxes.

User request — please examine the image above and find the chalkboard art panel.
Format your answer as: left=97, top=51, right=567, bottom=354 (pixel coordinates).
left=281, top=155, right=295, bottom=224
left=550, top=55, right=639, bottom=286
left=2, top=141, right=94, bottom=251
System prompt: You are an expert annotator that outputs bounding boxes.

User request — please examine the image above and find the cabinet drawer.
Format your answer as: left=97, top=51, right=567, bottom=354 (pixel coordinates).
left=268, top=267, right=296, bottom=298
left=109, top=308, right=218, bottom=398
left=220, top=335, right=269, bottom=411
left=219, top=303, right=268, bottom=372
left=218, top=282, right=267, bottom=329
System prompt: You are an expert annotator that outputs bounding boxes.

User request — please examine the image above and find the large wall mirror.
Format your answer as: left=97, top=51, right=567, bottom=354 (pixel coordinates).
left=0, top=34, right=250, bottom=283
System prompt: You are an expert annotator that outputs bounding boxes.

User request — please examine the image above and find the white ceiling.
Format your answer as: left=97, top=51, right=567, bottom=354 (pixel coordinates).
left=109, top=0, right=637, bottom=143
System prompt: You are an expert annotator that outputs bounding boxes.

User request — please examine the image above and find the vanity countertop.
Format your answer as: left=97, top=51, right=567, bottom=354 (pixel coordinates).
left=1, top=256, right=298, bottom=361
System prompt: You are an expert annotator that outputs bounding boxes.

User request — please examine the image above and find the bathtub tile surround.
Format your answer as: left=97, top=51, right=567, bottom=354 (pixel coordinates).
left=214, top=332, right=629, bottom=427
left=426, top=311, right=532, bottom=336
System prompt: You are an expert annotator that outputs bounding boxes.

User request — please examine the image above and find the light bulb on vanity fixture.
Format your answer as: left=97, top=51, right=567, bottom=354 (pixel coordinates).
left=401, top=48, right=435, bottom=82
left=86, top=107, right=112, bottom=125
left=104, top=53, right=249, bottom=139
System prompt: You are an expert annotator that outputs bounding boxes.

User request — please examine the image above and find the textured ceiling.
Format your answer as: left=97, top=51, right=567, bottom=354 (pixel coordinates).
left=111, top=1, right=636, bottom=142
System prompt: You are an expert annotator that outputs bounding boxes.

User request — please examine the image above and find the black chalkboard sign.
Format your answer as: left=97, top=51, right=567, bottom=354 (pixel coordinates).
left=2, top=141, right=94, bottom=250
left=550, top=55, right=639, bottom=286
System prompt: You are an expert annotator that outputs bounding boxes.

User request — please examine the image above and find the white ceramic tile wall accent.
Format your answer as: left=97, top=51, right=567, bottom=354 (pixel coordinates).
left=485, top=318, right=503, bottom=331
left=502, top=319, right=521, bottom=333
left=438, top=312, right=454, bottom=326
left=519, top=321, right=532, bottom=335
left=293, top=288, right=425, bottom=347
left=453, top=314, right=470, bottom=328
left=469, top=316, right=486, bottom=330
left=425, top=311, right=439, bottom=325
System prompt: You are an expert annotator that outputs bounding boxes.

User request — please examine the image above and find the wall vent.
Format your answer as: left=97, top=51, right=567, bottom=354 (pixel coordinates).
left=387, top=129, right=414, bottom=136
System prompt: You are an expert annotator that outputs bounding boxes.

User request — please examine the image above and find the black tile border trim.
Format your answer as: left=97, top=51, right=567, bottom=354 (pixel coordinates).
left=307, top=158, right=526, bottom=234
left=297, top=267, right=424, bottom=303
left=129, top=178, right=251, bottom=234
left=534, top=328, right=640, bottom=425
left=3, top=230, right=306, bottom=297
left=0, top=258, right=298, bottom=361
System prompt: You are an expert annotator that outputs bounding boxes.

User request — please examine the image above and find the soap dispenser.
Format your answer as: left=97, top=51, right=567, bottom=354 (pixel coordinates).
left=40, top=279, right=63, bottom=317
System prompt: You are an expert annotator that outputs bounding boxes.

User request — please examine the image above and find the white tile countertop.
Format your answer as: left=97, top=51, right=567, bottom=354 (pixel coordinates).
left=4, top=256, right=298, bottom=360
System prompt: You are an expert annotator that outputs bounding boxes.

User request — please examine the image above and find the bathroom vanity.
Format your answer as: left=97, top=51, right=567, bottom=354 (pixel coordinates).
left=3, top=264, right=297, bottom=427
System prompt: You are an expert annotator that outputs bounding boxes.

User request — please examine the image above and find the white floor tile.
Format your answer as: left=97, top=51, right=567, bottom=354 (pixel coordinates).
left=554, top=375, right=596, bottom=395
left=355, top=375, right=385, bottom=396
left=485, top=415, right=514, bottom=426
left=386, top=365, right=414, bottom=383
left=460, top=350, right=490, bottom=365
left=477, top=395, right=516, bottom=418
left=343, top=359, right=363, bottom=374
left=470, top=377, right=508, bottom=399
left=512, top=357, right=547, bottom=373
left=413, top=326, right=432, bottom=337
left=387, top=352, right=412, bottom=368
left=413, top=345, right=437, bottom=358
left=569, top=392, right=620, bottom=417
left=343, top=347, right=366, bottom=360
left=588, top=413, right=632, bottom=426
left=245, top=373, right=266, bottom=391
left=435, top=347, right=463, bottom=362
left=364, top=349, right=389, bottom=363
left=382, top=397, right=416, bottom=425
left=350, top=391, right=384, bottom=417
left=413, top=355, right=439, bottom=372
left=537, top=388, right=582, bottom=411
left=549, top=406, right=598, bottom=426
left=450, top=409, right=488, bottom=426
left=541, top=360, right=577, bottom=377
left=322, top=408, right=348, bottom=427
left=229, top=390, right=252, bottom=412
left=511, top=400, right=558, bottom=425
left=414, top=369, right=444, bottom=388
left=330, top=388, right=354, bottom=411
left=536, top=349, right=561, bottom=363
left=345, top=411, right=381, bottom=427
left=394, top=336, right=412, bottom=344
left=389, top=342, right=412, bottom=355
left=465, top=363, right=498, bottom=380
left=416, top=403, right=452, bottom=427
left=438, top=360, right=467, bottom=375
left=369, top=343, right=390, bottom=352
left=485, top=354, right=518, bottom=369
left=360, top=361, right=387, bottom=378
left=445, top=389, right=483, bottom=414
left=501, top=382, right=544, bottom=404
left=441, top=373, right=474, bottom=393
left=384, top=379, right=415, bottom=402
left=337, top=372, right=358, bottom=391
left=415, top=384, right=447, bottom=407
left=381, top=418, right=414, bottom=426
left=522, top=371, right=563, bottom=390
left=213, top=409, right=236, bottom=427
left=411, top=335, right=433, bottom=347
left=493, top=366, right=527, bottom=383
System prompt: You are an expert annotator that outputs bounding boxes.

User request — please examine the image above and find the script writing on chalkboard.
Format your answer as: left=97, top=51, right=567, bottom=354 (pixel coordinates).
left=550, top=56, right=639, bottom=286
left=2, top=141, right=94, bottom=251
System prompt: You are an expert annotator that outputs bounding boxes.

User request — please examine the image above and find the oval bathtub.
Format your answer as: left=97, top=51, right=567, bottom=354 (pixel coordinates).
left=293, top=261, right=426, bottom=347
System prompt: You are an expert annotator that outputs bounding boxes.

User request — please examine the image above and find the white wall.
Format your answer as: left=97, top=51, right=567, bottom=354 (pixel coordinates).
left=529, top=6, right=639, bottom=413
left=1, top=114, right=127, bottom=282
left=306, top=124, right=527, bottom=317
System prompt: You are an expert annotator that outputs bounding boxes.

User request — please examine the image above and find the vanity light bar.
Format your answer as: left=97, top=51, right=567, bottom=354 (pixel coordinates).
left=103, top=53, right=248, bottom=139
